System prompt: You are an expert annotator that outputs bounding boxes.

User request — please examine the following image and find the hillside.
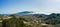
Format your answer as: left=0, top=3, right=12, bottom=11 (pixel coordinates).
left=0, top=13, right=60, bottom=27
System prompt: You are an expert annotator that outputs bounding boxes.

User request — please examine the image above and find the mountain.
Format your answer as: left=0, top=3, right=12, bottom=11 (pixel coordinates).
left=0, top=14, right=9, bottom=16
left=16, top=11, right=33, bottom=15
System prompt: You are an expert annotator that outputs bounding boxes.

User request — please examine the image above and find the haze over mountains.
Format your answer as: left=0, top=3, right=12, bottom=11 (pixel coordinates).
left=1, top=11, right=60, bottom=16
left=0, top=11, right=33, bottom=16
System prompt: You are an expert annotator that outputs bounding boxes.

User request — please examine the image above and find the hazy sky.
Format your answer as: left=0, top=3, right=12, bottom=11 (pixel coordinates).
left=0, top=0, right=60, bottom=14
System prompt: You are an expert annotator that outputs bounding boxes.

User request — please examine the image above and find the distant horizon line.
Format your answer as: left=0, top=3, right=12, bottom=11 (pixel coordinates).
left=0, top=12, right=60, bottom=15
left=0, top=10, right=60, bottom=15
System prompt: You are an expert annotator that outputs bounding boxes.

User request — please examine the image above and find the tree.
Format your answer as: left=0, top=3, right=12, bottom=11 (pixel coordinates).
left=45, top=14, right=60, bottom=25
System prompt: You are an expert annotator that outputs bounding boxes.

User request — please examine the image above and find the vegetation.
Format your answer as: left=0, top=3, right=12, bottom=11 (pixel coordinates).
left=0, top=13, right=60, bottom=27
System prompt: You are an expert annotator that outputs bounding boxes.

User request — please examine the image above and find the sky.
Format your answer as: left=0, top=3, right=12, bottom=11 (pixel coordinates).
left=0, top=0, right=60, bottom=14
